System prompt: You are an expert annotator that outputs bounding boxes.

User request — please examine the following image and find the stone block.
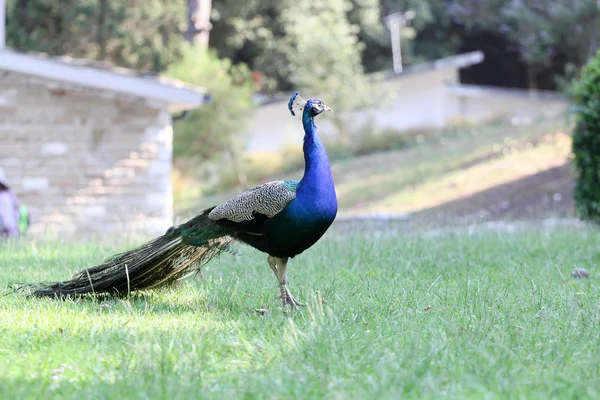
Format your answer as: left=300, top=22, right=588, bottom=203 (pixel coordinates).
left=22, top=177, right=50, bottom=191
left=83, top=205, right=107, bottom=217
left=42, top=142, right=69, bottom=155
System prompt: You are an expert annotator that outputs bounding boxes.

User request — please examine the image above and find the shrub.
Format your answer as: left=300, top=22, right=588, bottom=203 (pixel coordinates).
left=571, top=50, right=600, bottom=223
left=166, top=45, right=255, bottom=174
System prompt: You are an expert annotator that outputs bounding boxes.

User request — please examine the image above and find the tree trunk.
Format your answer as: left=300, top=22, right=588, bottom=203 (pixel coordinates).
left=185, top=0, right=212, bottom=47
left=526, top=64, right=538, bottom=90
left=96, top=0, right=109, bottom=59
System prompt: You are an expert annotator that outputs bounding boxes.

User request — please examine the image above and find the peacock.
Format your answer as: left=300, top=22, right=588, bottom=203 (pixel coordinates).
left=22, top=92, right=338, bottom=308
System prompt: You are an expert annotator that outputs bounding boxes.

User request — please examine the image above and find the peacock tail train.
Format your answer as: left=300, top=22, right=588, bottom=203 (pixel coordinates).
left=19, top=208, right=234, bottom=298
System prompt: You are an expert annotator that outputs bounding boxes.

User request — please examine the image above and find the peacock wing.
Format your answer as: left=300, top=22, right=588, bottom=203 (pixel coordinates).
left=208, top=180, right=298, bottom=234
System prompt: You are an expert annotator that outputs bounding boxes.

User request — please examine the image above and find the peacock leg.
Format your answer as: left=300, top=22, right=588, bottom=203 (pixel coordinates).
left=267, top=256, right=305, bottom=308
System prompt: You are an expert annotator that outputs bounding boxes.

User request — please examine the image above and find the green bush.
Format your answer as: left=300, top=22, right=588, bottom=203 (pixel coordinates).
left=571, top=50, right=600, bottom=223
left=166, top=44, right=255, bottom=167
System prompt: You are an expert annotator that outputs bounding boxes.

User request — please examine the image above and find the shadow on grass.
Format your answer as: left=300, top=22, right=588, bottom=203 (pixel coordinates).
left=4, top=280, right=291, bottom=319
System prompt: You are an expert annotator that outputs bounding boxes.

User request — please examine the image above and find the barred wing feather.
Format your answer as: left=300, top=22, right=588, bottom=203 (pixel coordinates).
left=208, top=180, right=299, bottom=223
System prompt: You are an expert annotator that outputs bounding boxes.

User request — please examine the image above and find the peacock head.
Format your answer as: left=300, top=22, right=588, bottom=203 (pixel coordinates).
left=288, top=92, right=332, bottom=117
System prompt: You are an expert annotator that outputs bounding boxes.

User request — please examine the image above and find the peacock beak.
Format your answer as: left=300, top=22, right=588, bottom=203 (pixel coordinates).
left=324, top=105, right=332, bottom=112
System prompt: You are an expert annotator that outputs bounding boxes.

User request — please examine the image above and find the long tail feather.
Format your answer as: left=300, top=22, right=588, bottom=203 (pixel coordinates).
left=16, top=208, right=233, bottom=298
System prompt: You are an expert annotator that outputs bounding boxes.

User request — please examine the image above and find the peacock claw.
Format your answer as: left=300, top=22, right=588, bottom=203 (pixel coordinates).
left=281, top=286, right=306, bottom=309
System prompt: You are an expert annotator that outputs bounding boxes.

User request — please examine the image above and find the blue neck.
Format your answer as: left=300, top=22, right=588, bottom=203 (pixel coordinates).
left=299, top=110, right=334, bottom=194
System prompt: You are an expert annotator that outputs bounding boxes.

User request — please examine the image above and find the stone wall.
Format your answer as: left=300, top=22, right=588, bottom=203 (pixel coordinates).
left=0, top=70, right=173, bottom=237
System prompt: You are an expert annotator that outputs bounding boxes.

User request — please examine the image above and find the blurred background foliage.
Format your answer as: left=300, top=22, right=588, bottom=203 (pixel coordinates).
left=8, top=0, right=599, bottom=92
left=6, top=0, right=600, bottom=193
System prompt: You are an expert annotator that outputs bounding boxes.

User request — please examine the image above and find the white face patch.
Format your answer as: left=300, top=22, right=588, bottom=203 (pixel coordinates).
left=312, top=102, right=324, bottom=112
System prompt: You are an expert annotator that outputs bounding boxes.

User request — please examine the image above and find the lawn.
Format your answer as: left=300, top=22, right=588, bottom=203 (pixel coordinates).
left=1, top=225, right=599, bottom=399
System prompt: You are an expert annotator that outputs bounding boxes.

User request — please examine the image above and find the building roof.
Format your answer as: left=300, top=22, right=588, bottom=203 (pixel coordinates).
left=382, top=51, right=484, bottom=81
left=0, top=47, right=207, bottom=112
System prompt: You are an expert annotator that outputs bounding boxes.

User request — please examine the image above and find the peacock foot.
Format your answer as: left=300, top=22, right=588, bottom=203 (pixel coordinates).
left=268, top=256, right=305, bottom=309
left=281, top=285, right=306, bottom=309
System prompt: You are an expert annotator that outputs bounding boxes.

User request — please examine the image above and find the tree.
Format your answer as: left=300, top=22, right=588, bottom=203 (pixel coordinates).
left=347, top=0, right=389, bottom=73
left=185, top=0, right=212, bottom=46
left=282, top=0, right=371, bottom=137
left=166, top=45, right=255, bottom=185
left=445, top=0, right=507, bottom=29
left=209, top=0, right=389, bottom=92
left=378, top=0, right=463, bottom=66
left=571, top=50, right=600, bottom=223
left=502, top=0, right=600, bottom=89
left=209, top=0, right=292, bottom=93
left=6, top=0, right=186, bottom=72
left=444, top=0, right=600, bottom=89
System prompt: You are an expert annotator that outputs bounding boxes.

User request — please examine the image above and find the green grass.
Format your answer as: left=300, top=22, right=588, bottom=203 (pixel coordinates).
left=2, top=226, right=600, bottom=399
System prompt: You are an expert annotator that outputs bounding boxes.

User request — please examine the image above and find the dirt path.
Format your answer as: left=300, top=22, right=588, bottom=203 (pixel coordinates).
left=412, top=163, right=575, bottom=224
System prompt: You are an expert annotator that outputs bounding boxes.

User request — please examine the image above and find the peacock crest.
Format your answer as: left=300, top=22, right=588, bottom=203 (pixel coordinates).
left=288, top=91, right=307, bottom=116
